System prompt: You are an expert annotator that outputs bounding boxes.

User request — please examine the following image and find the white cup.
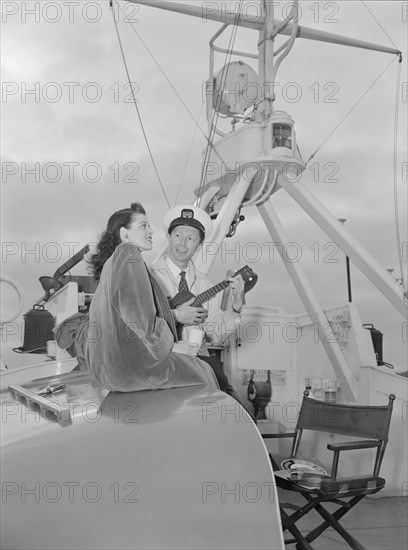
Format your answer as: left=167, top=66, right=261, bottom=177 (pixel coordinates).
left=188, top=327, right=203, bottom=350
left=46, top=340, right=57, bottom=359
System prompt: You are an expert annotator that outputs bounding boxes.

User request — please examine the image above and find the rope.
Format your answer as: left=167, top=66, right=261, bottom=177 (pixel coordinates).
left=361, top=1, right=400, bottom=51
left=110, top=3, right=170, bottom=208
left=114, top=1, right=227, bottom=202
left=305, top=55, right=398, bottom=164
left=197, top=0, right=244, bottom=205
left=392, top=61, right=406, bottom=293
left=176, top=22, right=237, bottom=205
left=173, top=104, right=205, bottom=206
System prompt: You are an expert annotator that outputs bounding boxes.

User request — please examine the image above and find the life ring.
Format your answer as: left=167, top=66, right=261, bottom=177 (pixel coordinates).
left=0, top=276, right=24, bottom=325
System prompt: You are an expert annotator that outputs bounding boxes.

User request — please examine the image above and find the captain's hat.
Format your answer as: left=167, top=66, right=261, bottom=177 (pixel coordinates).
left=164, top=205, right=212, bottom=239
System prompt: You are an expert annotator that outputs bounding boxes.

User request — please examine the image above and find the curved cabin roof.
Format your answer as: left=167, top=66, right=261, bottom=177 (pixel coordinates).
left=1, top=371, right=284, bottom=549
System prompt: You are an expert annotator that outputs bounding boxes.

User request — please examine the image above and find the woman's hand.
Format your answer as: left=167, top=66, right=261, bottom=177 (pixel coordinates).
left=172, top=341, right=200, bottom=357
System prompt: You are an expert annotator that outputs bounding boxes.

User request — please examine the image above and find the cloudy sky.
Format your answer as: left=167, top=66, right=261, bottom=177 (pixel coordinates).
left=1, top=0, right=407, bottom=369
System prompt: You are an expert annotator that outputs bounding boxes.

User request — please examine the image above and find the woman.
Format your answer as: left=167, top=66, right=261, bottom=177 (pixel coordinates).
left=86, top=202, right=219, bottom=392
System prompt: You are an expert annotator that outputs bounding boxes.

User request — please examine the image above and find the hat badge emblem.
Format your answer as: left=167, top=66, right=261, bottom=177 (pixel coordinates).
left=181, top=209, right=194, bottom=219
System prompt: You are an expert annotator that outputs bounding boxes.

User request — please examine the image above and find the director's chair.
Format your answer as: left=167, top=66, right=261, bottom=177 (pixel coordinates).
left=263, top=391, right=395, bottom=550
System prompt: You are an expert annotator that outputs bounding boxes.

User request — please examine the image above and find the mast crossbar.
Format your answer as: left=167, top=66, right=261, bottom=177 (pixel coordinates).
left=129, top=0, right=401, bottom=57
left=213, top=44, right=259, bottom=60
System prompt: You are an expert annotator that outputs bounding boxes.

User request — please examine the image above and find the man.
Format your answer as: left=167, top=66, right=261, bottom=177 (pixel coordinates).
left=150, top=205, right=249, bottom=409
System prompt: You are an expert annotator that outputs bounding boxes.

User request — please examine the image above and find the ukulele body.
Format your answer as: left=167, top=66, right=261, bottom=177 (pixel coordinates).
left=169, top=291, right=201, bottom=310
left=167, top=266, right=258, bottom=340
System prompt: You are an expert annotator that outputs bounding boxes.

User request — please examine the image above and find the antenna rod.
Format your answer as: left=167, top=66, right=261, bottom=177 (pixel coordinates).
left=129, top=0, right=401, bottom=57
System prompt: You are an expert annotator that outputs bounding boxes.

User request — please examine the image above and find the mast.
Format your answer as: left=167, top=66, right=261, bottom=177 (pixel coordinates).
left=129, top=0, right=405, bottom=401
left=258, top=0, right=275, bottom=120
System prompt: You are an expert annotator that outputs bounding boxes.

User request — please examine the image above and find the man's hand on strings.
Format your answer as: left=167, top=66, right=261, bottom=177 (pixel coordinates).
left=228, top=274, right=245, bottom=310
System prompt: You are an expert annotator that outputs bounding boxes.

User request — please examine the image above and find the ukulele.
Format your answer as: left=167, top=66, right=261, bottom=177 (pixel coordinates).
left=169, top=265, right=257, bottom=309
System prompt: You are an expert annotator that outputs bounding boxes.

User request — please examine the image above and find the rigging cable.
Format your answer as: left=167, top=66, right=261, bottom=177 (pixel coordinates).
left=114, top=1, right=227, bottom=198
left=392, top=60, right=406, bottom=295
left=173, top=104, right=205, bottom=206
left=200, top=26, right=240, bottom=189
left=305, top=55, right=399, bottom=164
left=360, top=0, right=406, bottom=294
left=307, top=0, right=403, bottom=164
left=110, top=2, right=170, bottom=208
left=197, top=0, right=244, bottom=205
left=361, top=1, right=400, bottom=52
left=176, top=21, right=239, bottom=205
left=305, top=1, right=406, bottom=296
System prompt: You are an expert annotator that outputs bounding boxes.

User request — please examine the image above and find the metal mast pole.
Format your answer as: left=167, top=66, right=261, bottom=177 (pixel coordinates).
left=257, top=3, right=266, bottom=123
left=257, top=1, right=275, bottom=121
left=263, top=0, right=275, bottom=119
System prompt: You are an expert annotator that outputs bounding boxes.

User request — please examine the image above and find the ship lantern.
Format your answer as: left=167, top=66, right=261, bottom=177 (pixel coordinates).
left=267, top=110, right=305, bottom=185
left=272, top=123, right=292, bottom=149
left=269, top=111, right=297, bottom=155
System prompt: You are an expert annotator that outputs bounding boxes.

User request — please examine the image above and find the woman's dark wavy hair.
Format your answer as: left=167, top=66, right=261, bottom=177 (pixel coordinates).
left=89, top=202, right=146, bottom=280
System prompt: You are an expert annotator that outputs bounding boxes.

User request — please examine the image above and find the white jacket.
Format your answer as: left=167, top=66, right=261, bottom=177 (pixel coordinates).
left=149, top=255, right=239, bottom=351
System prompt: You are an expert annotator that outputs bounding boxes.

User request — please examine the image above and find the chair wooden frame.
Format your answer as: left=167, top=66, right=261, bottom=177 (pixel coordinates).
left=263, top=391, right=395, bottom=550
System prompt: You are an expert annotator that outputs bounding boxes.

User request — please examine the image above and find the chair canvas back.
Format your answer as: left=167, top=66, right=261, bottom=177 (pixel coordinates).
left=296, top=395, right=394, bottom=441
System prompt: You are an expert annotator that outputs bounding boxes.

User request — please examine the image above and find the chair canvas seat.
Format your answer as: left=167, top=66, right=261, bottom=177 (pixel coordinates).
left=275, top=469, right=386, bottom=495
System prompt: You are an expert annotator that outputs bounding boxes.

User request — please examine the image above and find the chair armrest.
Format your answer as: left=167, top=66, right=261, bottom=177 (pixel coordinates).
left=327, top=440, right=381, bottom=452
left=327, top=440, right=381, bottom=480
left=262, top=433, right=296, bottom=439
